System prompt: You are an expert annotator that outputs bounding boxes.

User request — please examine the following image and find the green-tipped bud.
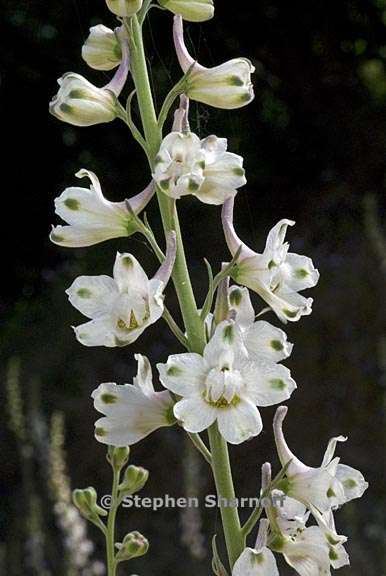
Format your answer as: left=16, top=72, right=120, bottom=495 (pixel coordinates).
left=115, top=531, right=149, bottom=562
left=106, top=0, right=143, bottom=17
left=49, top=73, right=118, bottom=127
left=119, top=465, right=149, bottom=495
left=159, top=0, right=214, bottom=22
left=82, top=25, right=122, bottom=71
left=107, top=446, right=130, bottom=471
left=72, top=487, right=107, bottom=519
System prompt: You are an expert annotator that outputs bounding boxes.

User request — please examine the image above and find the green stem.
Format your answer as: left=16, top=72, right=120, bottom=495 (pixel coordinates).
left=127, top=13, right=244, bottom=570
left=128, top=15, right=205, bottom=353
left=106, top=468, right=120, bottom=576
left=208, top=424, right=245, bottom=568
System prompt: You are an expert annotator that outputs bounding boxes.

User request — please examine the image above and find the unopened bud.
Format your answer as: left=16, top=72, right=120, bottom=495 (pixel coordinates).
left=82, top=25, right=122, bottom=71
left=115, top=531, right=149, bottom=562
left=106, top=0, right=143, bottom=17
left=107, top=446, right=130, bottom=471
left=119, top=465, right=149, bottom=494
left=159, top=0, right=214, bottom=22
left=49, top=73, right=118, bottom=127
left=73, top=487, right=107, bottom=518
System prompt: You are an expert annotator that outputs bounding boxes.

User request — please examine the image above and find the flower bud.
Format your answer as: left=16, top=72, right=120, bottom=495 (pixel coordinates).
left=174, top=16, right=255, bottom=109
left=49, top=73, right=118, bottom=127
left=107, top=446, right=130, bottom=471
left=119, top=465, right=149, bottom=494
left=115, top=531, right=149, bottom=562
left=159, top=0, right=214, bottom=22
left=73, top=487, right=107, bottom=518
left=106, top=0, right=143, bottom=17
left=82, top=25, right=122, bottom=71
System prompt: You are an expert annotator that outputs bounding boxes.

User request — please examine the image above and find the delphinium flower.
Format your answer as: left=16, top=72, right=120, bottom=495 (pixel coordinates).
left=153, top=132, right=246, bottom=205
left=173, top=15, right=255, bottom=109
left=92, top=354, right=175, bottom=446
left=222, top=197, right=320, bottom=322
left=66, top=232, right=176, bottom=347
left=50, top=170, right=154, bottom=248
left=158, top=319, right=296, bottom=444
left=273, top=406, right=368, bottom=511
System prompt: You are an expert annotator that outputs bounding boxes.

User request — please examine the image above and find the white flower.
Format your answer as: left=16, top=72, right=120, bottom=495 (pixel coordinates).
left=267, top=493, right=349, bottom=575
left=273, top=406, right=368, bottom=512
left=233, top=521, right=279, bottom=576
left=50, top=34, right=129, bottom=127
left=92, top=354, right=175, bottom=446
left=153, top=132, right=246, bottom=205
left=106, top=0, right=142, bottom=17
left=157, top=320, right=296, bottom=444
left=49, top=73, right=119, bottom=127
left=50, top=170, right=154, bottom=248
left=173, top=16, right=254, bottom=109
left=82, top=25, right=122, bottom=71
left=66, top=232, right=176, bottom=347
left=227, top=285, right=294, bottom=362
left=159, top=0, right=214, bottom=22
left=50, top=170, right=154, bottom=247
left=222, top=198, right=320, bottom=322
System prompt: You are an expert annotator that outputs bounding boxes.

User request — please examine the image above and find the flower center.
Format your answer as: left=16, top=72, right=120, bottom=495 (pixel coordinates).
left=203, top=368, right=243, bottom=408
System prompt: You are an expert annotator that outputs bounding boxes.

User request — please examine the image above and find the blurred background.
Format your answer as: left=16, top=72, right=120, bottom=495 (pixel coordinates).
left=1, top=0, right=386, bottom=574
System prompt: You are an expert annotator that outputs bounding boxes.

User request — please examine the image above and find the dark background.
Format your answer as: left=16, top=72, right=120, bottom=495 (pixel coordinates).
left=1, top=0, right=386, bottom=574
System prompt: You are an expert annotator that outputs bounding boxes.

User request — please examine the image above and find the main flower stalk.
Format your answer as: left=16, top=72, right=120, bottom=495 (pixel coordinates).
left=127, top=11, right=244, bottom=567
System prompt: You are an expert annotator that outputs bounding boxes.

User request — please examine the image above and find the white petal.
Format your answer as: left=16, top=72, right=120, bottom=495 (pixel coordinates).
left=228, top=285, right=255, bottom=331
left=113, top=252, right=149, bottom=294
left=217, top=399, right=262, bottom=444
left=193, top=178, right=237, bottom=205
left=263, top=219, right=295, bottom=260
left=73, top=316, right=118, bottom=347
left=133, top=354, right=154, bottom=396
left=281, top=253, right=320, bottom=292
left=335, top=463, right=368, bottom=502
left=66, top=275, right=118, bottom=319
left=204, top=320, right=248, bottom=370
left=203, top=151, right=246, bottom=189
left=50, top=224, right=126, bottom=247
left=233, top=547, right=279, bottom=576
left=157, top=353, right=207, bottom=396
left=289, top=468, right=336, bottom=512
left=243, top=320, right=293, bottom=362
left=321, top=436, right=347, bottom=467
left=174, top=397, right=217, bottom=433
left=242, top=359, right=296, bottom=406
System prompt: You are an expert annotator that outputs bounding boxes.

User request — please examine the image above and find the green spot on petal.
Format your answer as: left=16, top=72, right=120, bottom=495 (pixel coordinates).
left=233, top=167, right=245, bottom=177
left=188, top=179, right=200, bottom=192
left=295, top=268, right=309, bottom=279
left=223, top=324, right=234, bottom=343
left=283, top=309, right=297, bottom=318
left=268, top=259, right=277, bottom=270
left=327, top=534, right=341, bottom=546
left=121, top=255, right=133, bottom=267
left=327, top=487, right=336, bottom=498
left=69, top=89, right=87, bottom=99
left=60, top=103, right=72, bottom=114
left=167, top=365, right=183, bottom=377
left=165, top=404, right=177, bottom=425
left=95, top=427, right=106, bottom=437
left=229, top=288, right=242, bottom=306
left=229, top=75, right=244, bottom=86
left=101, top=393, right=117, bottom=404
left=64, top=198, right=80, bottom=210
left=270, top=378, right=286, bottom=390
left=77, top=288, right=92, bottom=298
left=271, top=339, right=284, bottom=351
left=343, top=478, right=358, bottom=489
left=329, top=548, right=339, bottom=561
left=50, top=232, right=64, bottom=243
